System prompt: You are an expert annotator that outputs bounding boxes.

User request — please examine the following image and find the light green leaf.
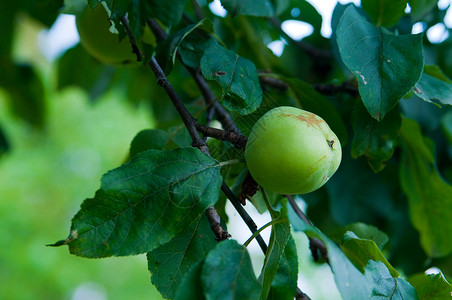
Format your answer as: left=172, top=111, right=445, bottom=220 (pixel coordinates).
left=51, top=147, right=222, bottom=257
left=201, top=44, right=262, bottom=115
left=400, top=118, right=452, bottom=257
left=220, top=0, right=274, bottom=17
left=341, top=231, right=399, bottom=277
left=258, top=206, right=291, bottom=300
left=147, top=215, right=217, bottom=299
left=335, top=223, right=389, bottom=250
left=202, top=240, right=261, bottom=300
left=267, top=234, right=298, bottom=300
left=414, top=65, right=452, bottom=106
left=336, top=5, right=424, bottom=120
left=361, top=0, right=408, bottom=27
left=364, top=260, right=417, bottom=299
left=408, top=272, right=452, bottom=300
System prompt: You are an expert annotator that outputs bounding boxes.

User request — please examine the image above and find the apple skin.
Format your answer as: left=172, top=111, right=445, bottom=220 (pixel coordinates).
left=245, top=106, right=342, bottom=195
left=76, top=5, right=137, bottom=65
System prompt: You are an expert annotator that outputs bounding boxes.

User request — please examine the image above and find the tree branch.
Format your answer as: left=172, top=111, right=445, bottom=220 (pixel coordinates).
left=196, top=123, right=247, bottom=148
left=221, top=181, right=268, bottom=254
left=146, top=18, right=240, bottom=133
left=120, top=16, right=142, bottom=62
left=287, top=195, right=329, bottom=263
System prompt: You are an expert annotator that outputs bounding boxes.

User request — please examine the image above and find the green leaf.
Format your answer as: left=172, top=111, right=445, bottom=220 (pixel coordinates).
left=129, top=129, right=176, bottom=157
left=277, top=0, right=323, bottom=35
left=142, top=0, right=189, bottom=27
left=201, top=44, right=262, bottom=115
left=0, top=61, right=46, bottom=127
left=414, top=66, right=452, bottom=107
left=364, top=260, right=417, bottom=299
left=220, top=0, right=274, bottom=17
left=288, top=204, right=374, bottom=299
left=280, top=77, right=348, bottom=145
left=147, top=215, right=217, bottom=299
left=399, top=118, right=452, bottom=257
left=258, top=206, right=291, bottom=300
left=267, top=234, right=298, bottom=300
left=335, top=223, right=389, bottom=250
left=361, top=0, right=408, bottom=27
left=175, top=260, right=206, bottom=300
left=52, top=147, right=222, bottom=257
left=202, top=240, right=261, bottom=300
left=408, top=272, right=452, bottom=300
left=155, top=18, right=213, bottom=74
left=409, top=0, right=438, bottom=21
left=341, top=231, right=399, bottom=277
left=351, top=100, right=402, bottom=172
left=336, top=5, right=424, bottom=120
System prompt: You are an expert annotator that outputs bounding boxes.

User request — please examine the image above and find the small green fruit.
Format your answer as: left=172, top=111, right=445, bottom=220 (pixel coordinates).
left=245, top=106, right=342, bottom=195
left=76, top=4, right=136, bottom=65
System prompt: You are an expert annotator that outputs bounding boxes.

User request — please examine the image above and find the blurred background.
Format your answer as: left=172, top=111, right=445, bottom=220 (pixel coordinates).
left=1, top=0, right=451, bottom=299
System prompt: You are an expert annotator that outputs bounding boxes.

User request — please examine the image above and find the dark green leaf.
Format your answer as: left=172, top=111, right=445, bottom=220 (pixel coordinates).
left=408, top=273, right=452, bottom=300
left=52, top=147, right=222, bottom=257
left=155, top=18, right=214, bottom=74
left=409, top=0, right=438, bottom=21
left=336, top=5, right=424, bottom=120
left=351, top=101, right=402, bottom=172
left=144, top=0, right=189, bottom=27
left=414, top=66, right=452, bottom=107
left=400, top=118, right=452, bottom=257
left=201, top=44, right=262, bottom=115
left=202, top=240, right=261, bottom=300
left=364, top=260, right=417, bottom=299
left=179, top=31, right=218, bottom=69
left=335, top=223, right=389, bottom=250
left=0, top=61, right=45, bottom=127
left=267, top=234, right=298, bottom=300
left=258, top=206, right=291, bottom=300
left=129, top=129, right=176, bottom=157
left=220, top=0, right=274, bottom=17
left=281, top=77, right=348, bottom=145
left=361, top=0, right=408, bottom=27
left=0, top=125, right=10, bottom=156
left=277, top=0, right=322, bottom=34
left=175, top=260, right=206, bottom=300
left=147, top=215, right=217, bottom=299
left=341, top=231, right=399, bottom=277
left=57, top=44, right=112, bottom=99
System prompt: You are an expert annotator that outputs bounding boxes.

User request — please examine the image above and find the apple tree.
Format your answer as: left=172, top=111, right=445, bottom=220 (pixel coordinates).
left=1, top=0, right=452, bottom=299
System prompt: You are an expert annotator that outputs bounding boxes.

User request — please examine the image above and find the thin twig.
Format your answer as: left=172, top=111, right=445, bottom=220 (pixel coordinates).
left=205, top=206, right=231, bottom=241
left=287, top=195, right=329, bottom=263
left=121, top=16, right=142, bottom=62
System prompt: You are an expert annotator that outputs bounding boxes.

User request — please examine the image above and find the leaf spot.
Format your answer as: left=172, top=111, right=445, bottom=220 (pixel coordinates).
left=215, top=70, right=226, bottom=76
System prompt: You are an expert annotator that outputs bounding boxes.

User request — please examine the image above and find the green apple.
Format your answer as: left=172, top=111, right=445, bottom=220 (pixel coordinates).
left=245, top=106, right=342, bottom=195
left=75, top=4, right=138, bottom=65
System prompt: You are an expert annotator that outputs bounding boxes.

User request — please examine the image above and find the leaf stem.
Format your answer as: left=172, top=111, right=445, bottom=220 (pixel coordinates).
left=243, top=219, right=284, bottom=247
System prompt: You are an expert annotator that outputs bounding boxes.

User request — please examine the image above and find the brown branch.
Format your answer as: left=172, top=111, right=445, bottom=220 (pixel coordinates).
left=287, top=195, right=329, bottom=263
left=195, top=123, right=247, bottom=148
left=205, top=206, right=231, bottom=241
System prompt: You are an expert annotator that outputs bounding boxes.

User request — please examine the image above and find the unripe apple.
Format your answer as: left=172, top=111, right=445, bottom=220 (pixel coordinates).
left=245, top=106, right=342, bottom=195
left=75, top=5, right=137, bottom=65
